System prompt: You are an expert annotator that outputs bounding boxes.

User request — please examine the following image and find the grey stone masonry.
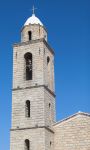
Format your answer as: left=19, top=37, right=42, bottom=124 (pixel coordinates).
left=13, top=39, right=55, bottom=92
left=10, top=15, right=90, bottom=150
left=12, top=86, right=55, bottom=129
left=10, top=22, right=55, bottom=150
left=21, top=24, right=47, bottom=42
left=53, top=113, right=90, bottom=150
left=10, top=128, right=54, bottom=150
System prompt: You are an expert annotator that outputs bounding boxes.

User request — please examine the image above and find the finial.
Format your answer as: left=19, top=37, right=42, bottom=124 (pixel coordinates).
left=32, top=5, right=37, bottom=15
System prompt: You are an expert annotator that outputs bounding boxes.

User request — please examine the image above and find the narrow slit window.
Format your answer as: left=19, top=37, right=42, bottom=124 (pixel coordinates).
left=24, top=52, right=32, bottom=80
left=50, top=141, right=52, bottom=147
left=28, top=31, right=32, bottom=41
left=49, top=103, right=51, bottom=108
left=25, top=139, right=30, bottom=150
left=25, top=100, right=30, bottom=117
left=47, top=56, right=50, bottom=65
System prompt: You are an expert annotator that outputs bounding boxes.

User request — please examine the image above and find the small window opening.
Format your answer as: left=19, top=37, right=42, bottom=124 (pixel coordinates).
left=24, top=53, right=32, bottom=80
left=25, top=139, right=30, bottom=150
left=16, top=52, right=17, bottom=59
left=28, top=31, right=32, bottom=41
left=44, top=35, right=46, bottom=38
left=39, top=48, right=40, bottom=55
left=39, top=27, right=40, bottom=36
left=49, top=103, right=51, bottom=108
left=50, top=141, right=52, bottom=146
left=47, top=56, right=50, bottom=65
left=25, top=100, right=30, bottom=117
left=44, top=48, right=45, bottom=54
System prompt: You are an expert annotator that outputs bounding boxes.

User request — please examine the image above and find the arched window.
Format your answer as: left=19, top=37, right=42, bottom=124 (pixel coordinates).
left=25, top=100, right=30, bottom=117
left=47, top=56, right=50, bottom=88
left=24, top=52, right=32, bottom=80
left=28, top=31, right=32, bottom=41
left=25, top=139, right=30, bottom=150
left=47, top=56, right=50, bottom=65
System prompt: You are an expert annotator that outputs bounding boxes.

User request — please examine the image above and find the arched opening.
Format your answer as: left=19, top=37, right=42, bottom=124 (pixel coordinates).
left=47, top=56, right=50, bottom=65
left=24, top=52, right=32, bottom=80
left=47, top=56, right=50, bottom=88
left=25, top=139, right=30, bottom=150
left=25, top=100, right=30, bottom=117
left=28, top=31, right=32, bottom=41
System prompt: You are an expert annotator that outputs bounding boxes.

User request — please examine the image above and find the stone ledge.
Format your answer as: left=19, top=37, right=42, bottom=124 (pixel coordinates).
left=13, top=38, right=55, bottom=55
left=12, top=85, right=56, bottom=97
left=10, top=125, right=54, bottom=134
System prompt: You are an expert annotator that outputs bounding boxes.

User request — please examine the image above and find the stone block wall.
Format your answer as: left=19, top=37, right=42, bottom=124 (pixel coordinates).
left=13, top=39, right=54, bottom=91
left=43, top=44, right=55, bottom=92
left=21, top=24, right=47, bottom=42
left=12, top=87, right=45, bottom=129
left=44, top=88, right=56, bottom=128
left=10, top=128, right=45, bottom=150
left=13, top=40, right=44, bottom=89
left=53, top=113, right=90, bottom=150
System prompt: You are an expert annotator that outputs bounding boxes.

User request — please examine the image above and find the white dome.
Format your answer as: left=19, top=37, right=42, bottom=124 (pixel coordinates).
left=24, top=14, right=43, bottom=26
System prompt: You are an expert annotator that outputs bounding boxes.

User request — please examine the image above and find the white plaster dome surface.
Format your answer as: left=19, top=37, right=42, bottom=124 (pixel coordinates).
left=24, top=14, right=43, bottom=26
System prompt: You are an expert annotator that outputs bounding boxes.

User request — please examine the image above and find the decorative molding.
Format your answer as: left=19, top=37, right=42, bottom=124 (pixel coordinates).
left=13, top=38, right=54, bottom=55
left=12, top=85, right=56, bottom=97
left=10, top=126, right=54, bottom=134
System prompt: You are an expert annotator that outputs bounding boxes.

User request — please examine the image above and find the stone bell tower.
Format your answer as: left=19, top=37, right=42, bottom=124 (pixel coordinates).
left=10, top=10, right=55, bottom=150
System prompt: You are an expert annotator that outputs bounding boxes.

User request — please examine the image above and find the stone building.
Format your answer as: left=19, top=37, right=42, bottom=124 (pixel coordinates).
left=10, top=11, right=90, bottom=150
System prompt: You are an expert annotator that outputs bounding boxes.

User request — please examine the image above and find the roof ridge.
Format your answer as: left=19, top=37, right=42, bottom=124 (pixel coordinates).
left=53, top=111, right=90, bottom=126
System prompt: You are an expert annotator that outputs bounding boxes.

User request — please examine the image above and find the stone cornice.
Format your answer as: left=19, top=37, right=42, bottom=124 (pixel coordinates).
left=13, top=38, right=55, bottom=55
left=10, top=126, right=54, bottom=134
left=12, top=85, right=56, bottom=98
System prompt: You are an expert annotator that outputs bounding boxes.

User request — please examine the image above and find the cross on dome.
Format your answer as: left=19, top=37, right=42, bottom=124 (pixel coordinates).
left=24, top=6, right=43, bottom=26
left=32, top=5, right=37, bottom=15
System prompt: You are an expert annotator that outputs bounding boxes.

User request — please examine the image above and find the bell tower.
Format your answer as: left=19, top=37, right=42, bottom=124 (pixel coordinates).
left=10, top=10, right=55, bottom=150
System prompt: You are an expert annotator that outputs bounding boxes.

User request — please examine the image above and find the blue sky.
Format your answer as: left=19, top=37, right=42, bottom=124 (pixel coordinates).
left=0, top=0, right=90, bottom=149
